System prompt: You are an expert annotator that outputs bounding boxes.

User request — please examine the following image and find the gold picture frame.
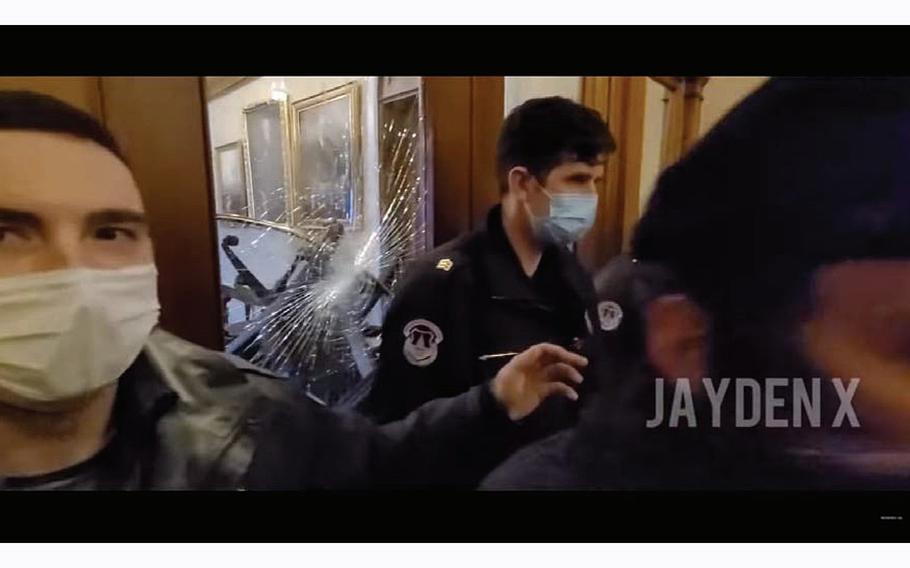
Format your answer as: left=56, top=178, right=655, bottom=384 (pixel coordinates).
left=241, top=99, right=293, bottom=225
left=213, top=141, right=249, bottom=217
left=290, top=82, right=363, bottom=229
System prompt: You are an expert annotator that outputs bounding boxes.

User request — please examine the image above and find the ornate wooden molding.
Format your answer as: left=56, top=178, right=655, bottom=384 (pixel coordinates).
left=650, top=76, right=682, bottom=91
left=681, top=76, right=710, bottom=152
left=579, top=76, right=648, bottom=267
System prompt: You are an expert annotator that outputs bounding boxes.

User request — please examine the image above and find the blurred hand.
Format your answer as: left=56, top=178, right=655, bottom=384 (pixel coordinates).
left=490, top=343, right=588, bottom=421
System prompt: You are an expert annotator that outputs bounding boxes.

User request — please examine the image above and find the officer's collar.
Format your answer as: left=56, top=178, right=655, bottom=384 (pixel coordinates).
left=479, top=204, right=564, bottom=301
left=481, top=204, right=597, bottom=310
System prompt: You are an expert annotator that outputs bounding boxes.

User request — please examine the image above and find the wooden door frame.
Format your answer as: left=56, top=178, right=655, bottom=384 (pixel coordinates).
left=101, top=77, right=224, bottom=350
left=580, top=76, right=709, bottom=270
left=423, top=76, right=504, bottom=246
left=657, top=76, right=710, bottom=169
left=579, top=76, right=646, bottom=270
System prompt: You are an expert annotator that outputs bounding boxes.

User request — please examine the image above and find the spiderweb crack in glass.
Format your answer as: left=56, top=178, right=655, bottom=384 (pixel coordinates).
left=220, top=102, right=424, bottom=406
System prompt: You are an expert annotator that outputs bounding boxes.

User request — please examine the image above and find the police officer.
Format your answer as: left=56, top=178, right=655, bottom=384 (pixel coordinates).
left=362, top=97, right=616, bottom=433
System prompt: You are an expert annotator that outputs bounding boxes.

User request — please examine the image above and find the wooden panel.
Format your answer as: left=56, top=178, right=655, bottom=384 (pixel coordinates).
left=0, top=76, right=102, bottom=118
left=599, top=77, right=627, bottom=265
left=651, top=76, right=681, bottom=91
left=469, top=76, right=504, bottom=227
left=423, top=76, right=472, bottom=245
left=660, top=84, right=685, bottom=168
left=579, top=76, right=649, bottom=270
left=582, top=76, right=610, bottom=118
left=578, top=75, right=707, bottom=270
left=578, top=76, right=612, bottom=271
left=681, top=77, right=710, bottom=152
left=620, top=77, right=648, bottom=252
left=100, top=77, right=223, bottom=350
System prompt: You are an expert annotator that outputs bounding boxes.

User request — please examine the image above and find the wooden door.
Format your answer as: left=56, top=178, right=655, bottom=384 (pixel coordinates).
left=0, top=76, right=223, bottom=349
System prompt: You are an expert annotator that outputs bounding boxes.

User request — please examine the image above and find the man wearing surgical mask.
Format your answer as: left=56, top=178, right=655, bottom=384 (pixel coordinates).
left=0, top=91, right=590, bottom=490
left=363, top=97, right=614, bottom=440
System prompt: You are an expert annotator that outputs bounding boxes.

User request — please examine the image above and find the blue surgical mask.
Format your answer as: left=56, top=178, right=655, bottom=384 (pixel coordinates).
left=529, top=190, right=599, bottom=246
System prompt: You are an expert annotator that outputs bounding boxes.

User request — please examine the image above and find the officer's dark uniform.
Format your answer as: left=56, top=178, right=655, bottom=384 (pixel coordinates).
left=362, top=204, right=604, bottom=437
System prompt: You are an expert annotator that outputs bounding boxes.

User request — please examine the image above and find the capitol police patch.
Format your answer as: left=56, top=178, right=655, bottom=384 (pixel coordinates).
left=597, top=301, right=623, bottom=331
left=403, top=319, right=444, bottom=367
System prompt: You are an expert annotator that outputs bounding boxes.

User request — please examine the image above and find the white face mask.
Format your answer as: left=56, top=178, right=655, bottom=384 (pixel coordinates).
left=527, top=189, right=599, bottom=247
left=0, top=264, right=160, bottom=403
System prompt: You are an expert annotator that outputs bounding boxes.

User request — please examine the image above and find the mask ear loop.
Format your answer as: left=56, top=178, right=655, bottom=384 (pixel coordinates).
left=524, top=179, right=551, bottom=225
left=536, top=179, right=553, bottom=217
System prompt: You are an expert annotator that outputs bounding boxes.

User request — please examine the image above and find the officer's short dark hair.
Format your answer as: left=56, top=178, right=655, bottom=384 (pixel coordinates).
left=0, top=90, right=127, bottom=165
left=496, top=96, right=615, bottom=192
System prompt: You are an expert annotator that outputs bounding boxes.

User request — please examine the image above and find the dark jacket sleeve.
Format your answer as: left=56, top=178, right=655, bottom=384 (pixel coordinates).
left=244, top=382, right=522, bottom=489
left=359, top=260, right=471, bottom=423
left=479, top=430, right=583, bottom=490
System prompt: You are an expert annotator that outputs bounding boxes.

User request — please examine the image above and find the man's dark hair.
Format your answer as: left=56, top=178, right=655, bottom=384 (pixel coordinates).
left=567, top=79, right=910, bottom=488
left=0, top=90, right=127, bottom=165
left=633, top=78, right=910, bottom=328
left=631, top=77, right=910, bottom=406
left=496, top=96, right=615, bottom=192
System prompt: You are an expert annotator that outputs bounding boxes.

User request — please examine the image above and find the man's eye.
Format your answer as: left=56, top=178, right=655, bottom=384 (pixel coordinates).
left=94, top=226, right=138, bottom=241
left=0, top=227, right=30, bottom=246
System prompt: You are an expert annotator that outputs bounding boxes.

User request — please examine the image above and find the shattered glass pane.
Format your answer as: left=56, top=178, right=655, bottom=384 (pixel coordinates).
left=211, top=78, right=426, bottom=407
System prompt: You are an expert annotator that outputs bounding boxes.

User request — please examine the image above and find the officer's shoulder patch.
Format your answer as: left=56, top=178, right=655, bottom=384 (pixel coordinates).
left=597, top=301, right=624, bottom=331
left=435, top=258, right=454, bottom=271
left=402, top=319, right=444, bottom=368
